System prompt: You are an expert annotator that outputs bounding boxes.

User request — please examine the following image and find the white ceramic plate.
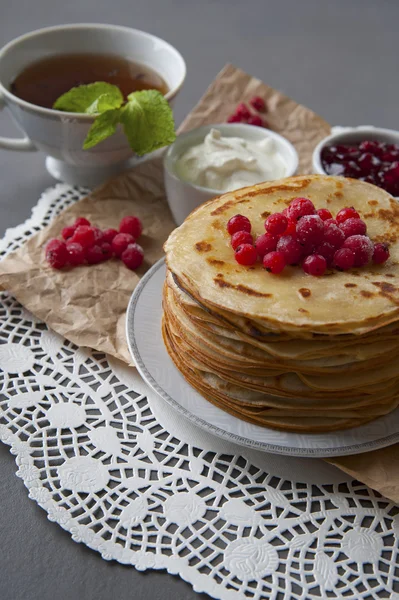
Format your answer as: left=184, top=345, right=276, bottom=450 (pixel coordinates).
left=126, top=259, right=399, bottom=457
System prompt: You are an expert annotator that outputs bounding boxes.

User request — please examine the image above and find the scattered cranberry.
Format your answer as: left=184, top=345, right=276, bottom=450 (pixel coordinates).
left=317, top=208, right=333, bottom=221
left=333, top=248, right=355, bottom=270
left=66, top=242, right=85, bottom=266
left=231, top=230, right=253, bottom=250
left=235, top=103, right=251, bottom=119
left=339, top=217, right=367, bottom=238
left=86, top=245, right=105, bottom=265
left=264, top=213, right=288, bottom=235
left=102, top=228, right=118, bottom=244
left=303, top=254, right=327, bottom=277
left=121, top=243, right=145, bottom=270
left=61, top=225, right=76, bottom=240
left=70, top=225, right=95, bottom=249
left=323, top=223, right=345, bottom=249
left=247, top=115, right=263, bottom=127
left=283, top=219, right=297, bottom=236
left=74, top=217, right=91, bottom=228
left=343, top=235, right=374, bottom=267
left=324, top=218, right=338, bottom=227
left=92, top=226, right=104, bottom=244
left=255, top=233, right=278, bottom=257
left=234, top=243, right=258, bottom=266
left=111, top=233, right=135, bottom=257
left=45, top=239, right=68, bottom=269
left=276, top=235, right=303, bottom=265
left=287, top=197, right=316, bottom=221
left=119, top=216, right=142, bottom=239
left=336, top=207, right=360, bottom=224
left=250, top=96, right=267, bottom=112
left=314, top=242, right=335, bottom=266
left=263, top=251, right=286, bottom=274
left=227, top=214, right=251, bottom=235
left=296, top=215, right=325, bottom=246
left=373, top=243, right=390, bottom=264
left=227, top=114, right=242, bottom=123
left=100, top=242, right=113, bottom=261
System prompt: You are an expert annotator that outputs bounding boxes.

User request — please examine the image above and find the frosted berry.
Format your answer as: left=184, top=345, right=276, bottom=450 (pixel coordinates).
left=66, top=242, right=85, bottom=266
left=235, top=103, right=251, bottom=119
left=333, top=248, right=355, bottom=270
left=296, top=215, right=324, bottom=246
left=70, top=225, right=95, bottom=249
left=227, top=114, right=242, bottom=123
left=324, top=218, right=338, bottom=227
left=276, top=235, right=303, bottom=265
left=317, top=208, right=333, bottom=221
left=91, top=227, right=104, bottom=244
left=100, top=242, right=113, bottom=261
left=314, top=242, right=335, bottom=266
left=247, top=115, right=263, bottom=127
left=231, top=231, right=253, bottom=250
left=283, top=219, right=297, bottom=236
left=227, top=214, right=251, bottom=235
left=102, top=228, right=118, bottom=244
left=343, top=235, right=374, bottom=267
left=323, top=223, right=345, bottom=249
left=86, top=245, right=106, bottom=265
left=263, top=251, right=286, bottom=274
left=235, top=243, right=258, bottom=266
left=336, top=207, right=360, bottom=224
left=45, top=239, right=68, bottom=269
left=119, top=216, right=143, bottom=239
left=121, top=243, right=145, bottom=270
left=255, top=233, right=278, bottom=257
left=74, top=217, right=91, bottom=228
left=303, top=254, right=327, bottom=276
left=264, top=212, right=288, bottom=235
left=249, top=96, right=267, bottom=112
left=112, top=233, right=135, bottom=257
left=339, top=217, right=367, bottom=238
left=287, top=197, right=316, bottom=221
left=373, top=243, right=390, bottom=264
left=61, top=225, right=76, bottom=240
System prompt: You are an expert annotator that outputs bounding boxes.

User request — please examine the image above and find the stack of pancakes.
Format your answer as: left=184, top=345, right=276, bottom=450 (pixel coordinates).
left=163, top=175, right=399, bottom=432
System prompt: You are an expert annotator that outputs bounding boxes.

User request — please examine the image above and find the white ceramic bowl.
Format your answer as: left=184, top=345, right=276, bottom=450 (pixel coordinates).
left=0, top=24, right=186, bottom=186
left=164, top=123, right=298, bottom=225
left=313, top=125, right=399, bottom=175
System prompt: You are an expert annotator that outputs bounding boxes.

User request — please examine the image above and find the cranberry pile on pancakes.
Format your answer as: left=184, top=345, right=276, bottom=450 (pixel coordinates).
left=163, top=175, right=399, bottom=433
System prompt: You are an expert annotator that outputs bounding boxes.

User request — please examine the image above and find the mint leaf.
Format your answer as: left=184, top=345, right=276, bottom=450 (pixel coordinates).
left=120, top=90, right=176, bottom=156
left=83, top=109, right=121, bottom=149
left=53, top=83, right=123, bottom=113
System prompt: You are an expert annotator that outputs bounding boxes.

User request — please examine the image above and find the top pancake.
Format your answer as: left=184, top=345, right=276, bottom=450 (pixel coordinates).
left=165, top=175, right=399, bottom=335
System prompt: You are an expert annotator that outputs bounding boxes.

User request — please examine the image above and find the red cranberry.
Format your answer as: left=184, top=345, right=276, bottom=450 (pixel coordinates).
left=112, top=233, right=135, bottom=257
left=121, top=243, right=144, bottom=270
left=102, top=228, right=118, bottom=244
left=61, top=225, right=76, bottom=240
left=263, top=251, right=286, bottom=274
left=120, top=216, right=143, bottom=239
left=317, top=208, right=333, bottom=221
left=74, top=217, right=91, bottom=228
left=342, top=235, right=374, bottom=267
left=235, top=103, right=251, bottom=119
left=231, top=231, right=253, bottom=250
left=336, top=207, right=360, bottom=224
left=283, top=219, right=297, bottom=236
left=276, top=235, right=303, bottom=265
left=333, top=248, right=355, bottom=270
left=100, top=242, right=113, bottom=261
left=255, top=233, right=278, bottom=257
left=324, top=218, right=338, bottom=227
left=373, top=243, right=390, bottom=265
left=339, top=218, right=367, bottom=238
left=227, top=214, right=251, bottom=235
left=323, top=223, right=345, bottom=249
left=86, top=245, right=106, bottom=264
left=296, top=215, right=324, bottom=246
left=264, top=213, right=288, bottom=235
left=250, top=96, right=267, bottom=112
left=66, top=242, right=85, bottom=266
left=227, top=114, right=242, bottom=123
left=92, top=226, right=104, bottom=244
left=235, top=243, right=258, bottom=266
left=70, top=225, right=95, bottom=249
left=303, top=254, right=327, bottom=277
left=314, top=242, right=335, bottom=266
left=247, top=115, right=263, bottom=127
left=287, top=197, right=316, bottom=221
left=45, top=239, right=68, bottom=269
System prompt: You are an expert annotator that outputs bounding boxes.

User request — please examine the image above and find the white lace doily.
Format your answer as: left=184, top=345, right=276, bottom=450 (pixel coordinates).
left=1, top=184, right=399, bottom=600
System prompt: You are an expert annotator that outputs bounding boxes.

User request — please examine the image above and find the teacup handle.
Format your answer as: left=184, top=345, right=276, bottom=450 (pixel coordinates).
left=0, top=92, right=36, bottom=151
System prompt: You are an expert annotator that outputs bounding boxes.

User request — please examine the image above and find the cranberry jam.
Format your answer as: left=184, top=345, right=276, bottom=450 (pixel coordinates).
left=321, top=140, right=399, bottom=196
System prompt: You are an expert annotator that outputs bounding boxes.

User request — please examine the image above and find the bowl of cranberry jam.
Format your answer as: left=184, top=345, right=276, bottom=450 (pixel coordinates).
left=312, top=126, right=399, bottom=197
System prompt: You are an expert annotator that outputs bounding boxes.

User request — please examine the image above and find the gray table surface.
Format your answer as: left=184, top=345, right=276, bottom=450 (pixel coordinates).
left=1, top=1, right=398, bottom=598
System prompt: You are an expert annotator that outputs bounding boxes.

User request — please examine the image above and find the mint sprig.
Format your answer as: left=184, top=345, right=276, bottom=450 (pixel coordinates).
left=53, top=83, right=176, bottom=156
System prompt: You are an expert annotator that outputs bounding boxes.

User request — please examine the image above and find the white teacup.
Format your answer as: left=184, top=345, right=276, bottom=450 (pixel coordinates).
left=0, top=24, right=186, bottom=187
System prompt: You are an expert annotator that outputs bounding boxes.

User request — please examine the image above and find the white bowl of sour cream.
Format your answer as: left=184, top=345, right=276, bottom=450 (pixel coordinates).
left=163, top=123, right=298, bottom=225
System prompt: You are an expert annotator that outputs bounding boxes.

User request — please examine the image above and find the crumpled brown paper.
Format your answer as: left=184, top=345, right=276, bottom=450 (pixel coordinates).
left=0, top=63, right=331, bottom=365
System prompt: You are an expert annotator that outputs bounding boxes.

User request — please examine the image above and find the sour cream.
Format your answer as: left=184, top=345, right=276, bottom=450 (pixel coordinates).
left=175, top=128, right=287, bottom=192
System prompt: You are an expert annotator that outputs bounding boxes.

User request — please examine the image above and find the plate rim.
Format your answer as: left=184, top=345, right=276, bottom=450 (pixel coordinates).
left=126, top=257, right=399, bottom=457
